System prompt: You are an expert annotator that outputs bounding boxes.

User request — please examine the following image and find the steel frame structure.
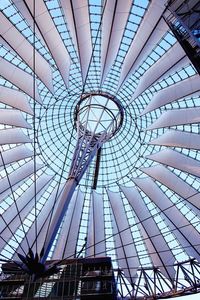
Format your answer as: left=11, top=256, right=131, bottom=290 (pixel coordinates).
left=1, top=0, right=200, bottom=299
left=1, top=258, right=200, bottom=299
left=165, top=0, right=200, bottom=74
left=116, top=259, right=200, bottom=299
left=42, top=93, right=124, bottom=262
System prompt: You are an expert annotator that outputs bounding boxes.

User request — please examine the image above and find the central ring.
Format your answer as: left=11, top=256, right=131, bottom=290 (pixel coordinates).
left=74, top=92, right=124, bottom=140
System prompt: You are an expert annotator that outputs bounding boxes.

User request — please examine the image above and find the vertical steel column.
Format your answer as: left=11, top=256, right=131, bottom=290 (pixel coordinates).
left=41, top=93, right=123, bottom=262
left=42, top=133, right=109, bottom=262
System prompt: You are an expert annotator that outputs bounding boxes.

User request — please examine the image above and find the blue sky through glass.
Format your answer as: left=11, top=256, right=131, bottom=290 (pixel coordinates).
left=0, top=0, right=200, bottom=298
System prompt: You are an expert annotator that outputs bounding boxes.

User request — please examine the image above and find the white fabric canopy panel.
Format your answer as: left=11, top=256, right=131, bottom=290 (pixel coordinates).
left=0, top=128, right=31, bottom=145
left=86, top=191, right=106, bottom=258
left=1, top=1, right=200, bottom=298
left=22, top=0, right=70, bottom=88
left=133, top=177, right=200, bottom=261
left=141, top=74, right=200, bottom=115
left=121, top=185, right=176, bottom=282
left=0, top=11, right=54, bottom=93
left=0, top=86, right=33, bottom=115
left=14, top=182, right=65, bottom=258
left=149, top=129, right=200, bottom=150
left=0, top=174, right=52, bottom=253
left=133, top=42, right=186, bottom=100
left=108, top=190, right=139, bottom=285
left=52, top=189, right=84, bottom=260
left=0, top=57, right=42, bottom=103
left=119, top=0, right=168, bottom=87
left=146, top=107, right=200, bottom=130
left=147, top=148, right=200, bottom=178
left=141, top=165, right=200, bottom=211
left=12, top=0, right=47, bottom=47
left=101, top=0, right=132, bottom=83
left=0, top=109, right=32, bottom=129
left=0, top=161, right=43, bottom=195
left=60, top=0, right=92, bottom=84
left=0, top=145, right=33, bottom=167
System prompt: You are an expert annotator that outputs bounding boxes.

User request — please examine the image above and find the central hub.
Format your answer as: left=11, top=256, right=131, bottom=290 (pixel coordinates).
left=74, top=93, right=124, bottom=140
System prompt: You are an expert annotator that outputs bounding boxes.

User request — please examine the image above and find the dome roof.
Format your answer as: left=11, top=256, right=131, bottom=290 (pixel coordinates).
left=0, top=0, right=200, bottom=298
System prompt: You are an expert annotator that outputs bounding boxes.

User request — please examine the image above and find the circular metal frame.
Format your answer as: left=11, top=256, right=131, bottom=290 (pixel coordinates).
left=0, top=0, right=200, bottom=299
left=74, top=92, right=124, bottom=139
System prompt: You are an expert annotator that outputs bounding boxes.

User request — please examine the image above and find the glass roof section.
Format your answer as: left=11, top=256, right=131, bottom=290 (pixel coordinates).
left=0, top=0, right=200, bottom=298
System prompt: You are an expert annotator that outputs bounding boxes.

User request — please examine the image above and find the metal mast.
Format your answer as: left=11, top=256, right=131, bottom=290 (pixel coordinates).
left=41, top=92, right=124, bottom=262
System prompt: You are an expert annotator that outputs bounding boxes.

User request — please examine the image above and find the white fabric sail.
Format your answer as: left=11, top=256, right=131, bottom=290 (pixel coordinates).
left=1, top=1, right=200, bottom=298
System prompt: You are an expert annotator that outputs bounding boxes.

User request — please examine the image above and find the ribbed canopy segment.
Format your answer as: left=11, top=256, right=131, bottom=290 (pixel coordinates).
left=0, top=128, right=31, bottom=145
left=60, top=0, right=92, bottom=83
left=0, top=57, right=42, bottom=103
left=12, top=0, right=47, bottom=46
left=149, top=130, right=200, bottom=150
left=108, top=190, right=139, bottom=285
left=147, top=149, right=200, bottom=177
left=22, top=0, right=70, bottom=88
left=0, top=145, right=33, bottom=167
left=101, top=0, right=132, bottom=83
left=86, top=191, right=106, bottom=258
left=0, top=161, right=43, bottom=195
left=119, top=0, right=167, bottom=86
left=146, top=107, right=200, bottom=130
left=0, top=11, right=53, bottom=93
left=141, top=165, right=200, bottom=211
left=1, top=1, right=200, bottom=298
left=133, top=42, right=186, bottom=99
left=14, top=181, right=64, bottom=258
left=0, top=109, right=31, bottom=128
left=52, top=189, right=84, bottom=260
left=133, top=177, right=200, bottom=260
left=121, top=185, right=176, bottom=281
left=0, top=174, right=52, bottom=253
left=141, top=74, right=200, bottom=115
left=0, top=86, right=33, bottom=115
